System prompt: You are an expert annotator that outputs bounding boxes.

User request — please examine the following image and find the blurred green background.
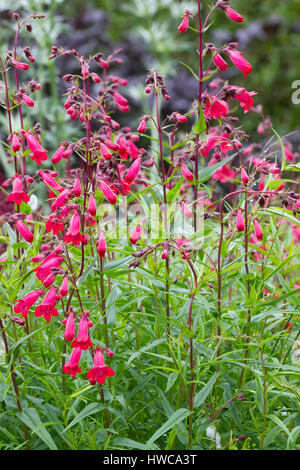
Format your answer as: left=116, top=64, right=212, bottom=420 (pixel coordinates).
left=0, top=0, right=299, bottom=155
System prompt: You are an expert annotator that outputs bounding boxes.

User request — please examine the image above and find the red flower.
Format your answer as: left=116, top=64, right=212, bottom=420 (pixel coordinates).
left=232, top=86, right=256, bottom=113
left=224, top=7, right=244, bottom=23
left=241, top=168, right=249, bottom=185
left=16, top=220, right=33, bottom=243
left=227, top=49, right=252, bottom=78
left=129, top=226, right=141, bottom=244
left=22, top=94, right=34, bottom=107
left=88, top=195, right=97, bottom=217
left=236, top=210, right=245, bottom=232
left=124, top=158, right=141, bottom=185
left=181, top=201, right=193, bottom=218
left=8, top=176, right=30, bottom=205
left=39, top=170, right=64, bottom=193
left=254, top=220, right=263, bottom=241
left=100, top=180, right=117, bottom=205
left=72, top=314, right=93, bottom=350
left=72, top=175, right=82, bottom=197
left=213, top=53, right=228, bottom=72
left=59, top=277, right=69, bottom=298
left=205, top=97, right=228, bottom=119
left=181, top=164, right=194, bottom=182
left=178, top=15, right=189, bottom=33
left=25, top=133, right=48, bottom=165
left=34, top=255, right=64, bottom=283
left=137, top=118, right=148, bottom=134
left=86, top=349, right=115, bottom=385
left=51, top=145, right=66, bottom=164
left=100, top=143, right=112, bottom=160
left=175, top=113, right=188, bottom=123
left=97, top=232, right=106, bottom=258
left=63, top=347, right=82, bottom=377
left=34, top=288, right=59, bottom=322
left=14, top=290, right=44, bottom=319
left=45, top=215, right=65, bottom=235
left=62, top=312, right=75, bottom=342
left=11, top=134, right=21, bottom=152
left=11, top=60, right=29, bottom=70
left=114, top=92, right=128, bottom=108
left=63, top=211, right=83, bottom=245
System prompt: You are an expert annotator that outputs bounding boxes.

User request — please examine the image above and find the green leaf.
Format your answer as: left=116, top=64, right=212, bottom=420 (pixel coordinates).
left=103, top=256, right=132, bottom=273
left=194, top=371, right=221, bottom=408
left=179, top=61, right=199, bottom=81
left=146, top=408, right=191, bottom=446
left=17, top=408, right=58, bottom=450
left=62, top=402, right=104, bottom=433
left=198, top=154, right=236, bottom=184
left=194, top=103, right=206, bottom=135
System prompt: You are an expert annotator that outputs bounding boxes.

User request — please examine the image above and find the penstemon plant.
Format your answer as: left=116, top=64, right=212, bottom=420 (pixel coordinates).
left=0, top=1, right=299, bottom=451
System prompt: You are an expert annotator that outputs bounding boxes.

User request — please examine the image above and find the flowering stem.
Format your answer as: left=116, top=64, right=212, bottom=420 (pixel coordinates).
left=193, top=0, right=203, bottom=232
left=0, top=318, right=30, bottom=448
left=154, top=73, right=170, bottom=336
left=99, top=257, right=109, bottom=349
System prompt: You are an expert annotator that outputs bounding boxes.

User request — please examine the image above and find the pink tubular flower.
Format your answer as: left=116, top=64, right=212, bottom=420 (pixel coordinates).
left=137, top=118, right=148, bottom=134
left=51, top=189, right=70, bottom=212
left=63, top=211, right=83, bottom=245
left=181, top=164, right=194, bottom=182
left=14, top=290, right=44, bottom=319
left=130, top=226, right=141, bottom=244
left=39, top=170, right=63, bottom=193
left=241, top=168, right=249, bottom=185
left=224, top=7, right=244, bottom=23
left=88, top=194, right=97, bottom=217
left=117, top=138, right=128, bottom=160
left=213, top=53, right=228, bottom=72
left=254, top=220, right=264, bottom=241
left=100, top=180, right=117, bottom=205
left=25, top=133, right=48, bottom=165
left=34, top=288, right=59, bottom=322
left=72, top=314, right=93, bottom=350
left=8, top=176, right=30, bottom=205
left=11, top=134, right=21, bottom=152
left=178, top=15, right=189, bottom=33
left=104, top=139, right=119, bottom=152
left=227, top=49, right=252, bottom=78
left=97, top=232, right=106, bottom=258
left=11, top=60, right=29, bottom=70
left=91, top=72, right=101, bottom=83
left=98, top=58, right=109, bottom=69
left=100, top=143, right=112, bottom=160
left=124, top=158, right=141, bottom=185
left=205, top=98, right=228, bottom=120
left=45, top=215, right=65, bottom=235
left=233, top=87, right=257, bottom=113
left=59, top=277, right=69, bottom=298
left=73, top=175, right=82, bottom=197
left=62, top=312, right=75, bottom=342
left=175, top=113, right=188, bottom=123
left=114, top=92, right=128, bottom=108
left=236, top=210, right=245, bottom=232
left=16, top=220, right=34, bottom=243
left=63, top=347, right=82, bottom=377
left=86, top=348, right=115, bottom=385
left=51, top=145, right=66, bottom=164
left=22, top=94, right=34, bottom=107
left=33, top=255, right=64, bottom=283
left=181, top=201, right=193, bottom=218
left=128, top=140, right=140, bottom=159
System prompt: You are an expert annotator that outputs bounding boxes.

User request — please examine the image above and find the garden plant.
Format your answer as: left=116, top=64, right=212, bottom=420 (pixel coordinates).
left=0, top=0, right=299, bottom=451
